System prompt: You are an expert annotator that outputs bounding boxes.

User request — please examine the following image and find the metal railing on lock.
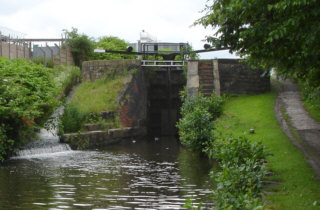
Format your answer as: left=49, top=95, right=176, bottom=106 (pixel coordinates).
left=141, top=60, right=184, bottom=67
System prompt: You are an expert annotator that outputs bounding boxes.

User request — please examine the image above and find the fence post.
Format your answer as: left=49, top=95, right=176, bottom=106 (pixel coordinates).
left=8, top=35, right=11, bottom=59
left=54, top=43, right=61, bottom=65
left=16, top=40, right=18, bottom=59
left=39, top=47, right=47, bottom=67
left=46, top=44, right=54, bottom=65
left=66, top=45, right=69, bottom=65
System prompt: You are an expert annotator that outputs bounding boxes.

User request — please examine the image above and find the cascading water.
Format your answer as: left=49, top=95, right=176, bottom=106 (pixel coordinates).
left=14, top=105, right=72, bottom=157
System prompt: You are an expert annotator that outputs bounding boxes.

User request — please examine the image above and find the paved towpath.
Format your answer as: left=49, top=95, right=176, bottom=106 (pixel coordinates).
left=274, top=78, right=320, bottom=179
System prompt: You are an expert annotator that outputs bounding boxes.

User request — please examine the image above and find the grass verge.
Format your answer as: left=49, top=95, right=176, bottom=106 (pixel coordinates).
left=302, top=100, right=320, bottom=123
left=297, top=80, right=320, bottom=123
left=215, top=90, right=320, bottom=209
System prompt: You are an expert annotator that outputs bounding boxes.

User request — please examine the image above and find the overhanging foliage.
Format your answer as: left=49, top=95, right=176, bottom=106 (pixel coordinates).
left=196, top=0, right=320, bottom=77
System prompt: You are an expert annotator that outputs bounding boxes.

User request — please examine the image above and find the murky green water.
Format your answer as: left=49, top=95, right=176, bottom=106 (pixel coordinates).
left=0, top=137, right=215, bottom=209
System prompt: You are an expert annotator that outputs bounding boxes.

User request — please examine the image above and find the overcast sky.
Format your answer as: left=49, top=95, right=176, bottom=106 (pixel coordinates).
left=0, top=0, right=238, bottom=59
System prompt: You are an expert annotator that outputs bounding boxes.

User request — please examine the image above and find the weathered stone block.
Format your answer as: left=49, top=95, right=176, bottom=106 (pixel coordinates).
left=100, top=111, right=115, bottom=120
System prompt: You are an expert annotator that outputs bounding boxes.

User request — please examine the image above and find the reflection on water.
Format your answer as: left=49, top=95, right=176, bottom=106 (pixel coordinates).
left=0, top=137, right=215, bottom=209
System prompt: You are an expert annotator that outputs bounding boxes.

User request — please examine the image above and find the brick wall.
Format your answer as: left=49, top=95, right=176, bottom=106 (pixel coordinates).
left=118, top=70, right=147, bottom=127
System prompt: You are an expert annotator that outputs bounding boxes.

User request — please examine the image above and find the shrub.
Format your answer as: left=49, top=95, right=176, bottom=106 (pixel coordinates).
left=177, top=92, right=224, bottom=152
left=58, top=103, right=86, bottom=135
left=0, top=124, right=14, bottom=161
left=177, top=106, right=215, bottom=152
left=0, top=58, right=58, bottom=156
left=63, top=28, right=95, bottom=66
left=209, top=136, right=268, bottom=209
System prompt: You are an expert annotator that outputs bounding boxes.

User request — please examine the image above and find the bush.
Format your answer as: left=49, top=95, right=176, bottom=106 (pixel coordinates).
left=63, top=28, right=95, bottom=66
left=177, top=106, right=215, bottom=152
left=177, top=92, right=224, bottom=152
left=0, top=57, right=61, bottom=160
left=0, top=124, right=14, bottom=161
left=209, top=136, right=268, bottom=209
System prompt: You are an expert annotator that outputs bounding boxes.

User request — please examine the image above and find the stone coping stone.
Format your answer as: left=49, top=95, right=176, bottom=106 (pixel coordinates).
left=84, top=123, right=112, bottom=131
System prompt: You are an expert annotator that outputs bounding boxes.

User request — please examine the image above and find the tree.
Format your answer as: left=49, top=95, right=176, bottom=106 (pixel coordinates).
left=195, top=0, right=320, bottom=79
left=92, top=36, right=135, bottom=60
left=63, top=28, right=95, bottom=66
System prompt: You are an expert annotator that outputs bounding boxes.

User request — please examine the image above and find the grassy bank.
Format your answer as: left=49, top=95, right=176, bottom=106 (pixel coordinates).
left=59, top=75, right=126, bottom=134
left=302, top=100, right=320, bottom=122
left=69, top=76, right=125, bottom=113
left=215, top=90, right=320, bottom=209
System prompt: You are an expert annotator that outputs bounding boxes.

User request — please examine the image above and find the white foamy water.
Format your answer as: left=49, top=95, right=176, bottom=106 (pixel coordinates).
left=14, top=105, right=72, bottom=158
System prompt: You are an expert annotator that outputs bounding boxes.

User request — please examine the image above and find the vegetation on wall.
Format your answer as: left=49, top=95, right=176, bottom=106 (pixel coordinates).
left=58, top=75, right=126, bottom=135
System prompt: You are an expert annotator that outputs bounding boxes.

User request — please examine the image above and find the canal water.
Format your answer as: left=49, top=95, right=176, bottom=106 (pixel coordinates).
left=0, top=137, right=216, bottom=209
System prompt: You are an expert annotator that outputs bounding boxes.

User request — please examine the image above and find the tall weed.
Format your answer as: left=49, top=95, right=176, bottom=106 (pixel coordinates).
left=59, top=103, right=86, bottom=135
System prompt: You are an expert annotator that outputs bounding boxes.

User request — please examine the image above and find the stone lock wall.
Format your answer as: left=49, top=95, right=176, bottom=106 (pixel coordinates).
left=187, top=59, right=270, bottom=96
left=118, top=69, right=147, bottom=128
left=81, top=59, right=147, bottom=128
left=82, top=59, right=141, bottom=81
left=216, top=59, right=270, bottom=95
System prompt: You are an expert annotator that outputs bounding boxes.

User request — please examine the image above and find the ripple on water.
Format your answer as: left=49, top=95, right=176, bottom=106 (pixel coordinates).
left=1, top=139, right=215, bottom=209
